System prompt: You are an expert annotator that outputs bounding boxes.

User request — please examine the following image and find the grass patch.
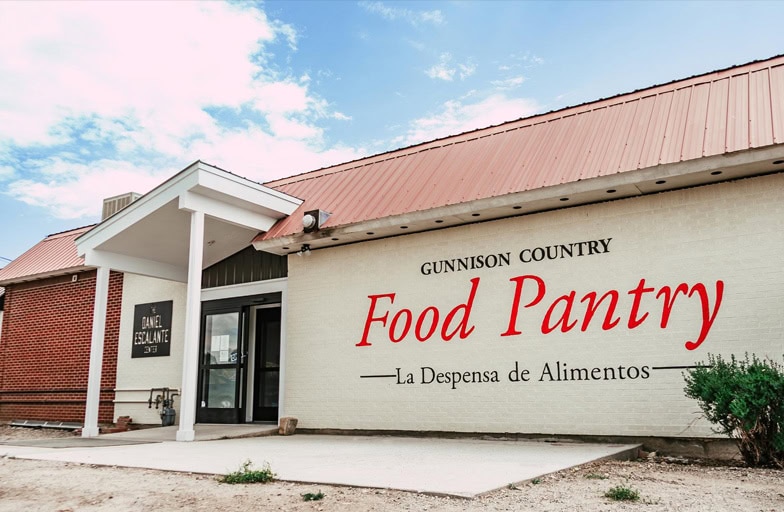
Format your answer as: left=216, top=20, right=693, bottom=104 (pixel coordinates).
left=585, top=473, right=608, bottom=480
left=604, top=484, right=640, bottom=501
left=220, top=460, right=275, bottom=484
left=531, top=478, right=542, bottom=484
left=302, top=491, right=325, bottom=501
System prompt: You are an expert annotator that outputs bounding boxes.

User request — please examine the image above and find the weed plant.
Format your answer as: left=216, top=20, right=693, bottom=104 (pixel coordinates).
left=302, top=491, right=325, bottom=501
left=604, top=485, right=640, bottom=502
left=221, top=460, right=275, bottom=484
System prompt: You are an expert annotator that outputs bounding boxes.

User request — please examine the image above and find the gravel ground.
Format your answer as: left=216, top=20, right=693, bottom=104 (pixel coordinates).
left=1, top=425, right=783, bottom=511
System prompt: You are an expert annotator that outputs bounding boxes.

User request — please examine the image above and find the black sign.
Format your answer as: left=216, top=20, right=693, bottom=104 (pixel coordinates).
left=132, top=301, right=173, bottom=358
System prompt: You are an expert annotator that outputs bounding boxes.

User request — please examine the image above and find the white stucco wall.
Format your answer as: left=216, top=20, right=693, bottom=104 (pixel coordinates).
left=283, top=173, right=784, bottom=438
left=115, top=274, right=186, bottom=424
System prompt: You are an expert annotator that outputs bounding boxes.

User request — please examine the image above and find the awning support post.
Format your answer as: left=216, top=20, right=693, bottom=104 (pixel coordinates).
left=176, top=210, right=204, bottom=442
left=82, top=266, right=110, bottom=437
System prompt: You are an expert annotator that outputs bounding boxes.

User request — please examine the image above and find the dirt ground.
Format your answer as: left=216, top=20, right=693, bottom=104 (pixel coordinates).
left=1, top=425, right=783, bottom=512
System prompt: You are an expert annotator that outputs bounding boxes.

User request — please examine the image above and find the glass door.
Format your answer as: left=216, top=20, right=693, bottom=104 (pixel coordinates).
left=196, top=308, right=246, bottom=423
left=253, top=307, right=281, bottom=421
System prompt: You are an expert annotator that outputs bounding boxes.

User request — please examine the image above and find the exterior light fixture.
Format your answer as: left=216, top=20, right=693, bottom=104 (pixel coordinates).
left=297, top=244, right=311, bottom=257
left=303, top=209, right=331, bottom=233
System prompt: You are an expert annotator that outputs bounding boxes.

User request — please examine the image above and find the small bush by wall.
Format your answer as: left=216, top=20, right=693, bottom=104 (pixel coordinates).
left=684, top=354, right=784, bottom=468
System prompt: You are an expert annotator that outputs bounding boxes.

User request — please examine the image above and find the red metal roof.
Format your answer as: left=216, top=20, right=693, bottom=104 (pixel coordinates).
left=256, top=55, right=784, bottom=242
left=0, top=226, right=94, bottom=284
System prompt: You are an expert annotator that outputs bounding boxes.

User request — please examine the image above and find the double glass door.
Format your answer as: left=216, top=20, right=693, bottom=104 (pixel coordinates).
left=196, top=297, right=281, bottom=424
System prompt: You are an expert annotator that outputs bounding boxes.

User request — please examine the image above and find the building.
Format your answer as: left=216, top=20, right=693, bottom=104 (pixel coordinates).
left=0, top=193, right=141, bottom=424
left=3, top=55, right=783, bottom=449
left=0, top=227, right=123, bottom=423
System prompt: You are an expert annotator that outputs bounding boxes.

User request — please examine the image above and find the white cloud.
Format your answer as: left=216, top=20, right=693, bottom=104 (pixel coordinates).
left=458, top=61, right=477, bottom=80
left=0, top=1, right=363, bottom=219
left=426, top=53, right=475, bottom=82
left=419, top=10, right=446, bottom=25
left=426, top=53, right=456, bottom=81
left=253, top=81, right=313, bottom=115
left=0, top=2, right=270, bottom=147
left=360, top=1, right=445, bottom=26
left=498, top=52, right=545, bottom=73
left=396, top=94, right=541, bottom=147
left=272, top=19, right=299, bottom=51
left=0, top=165, right=15, bottom=180
left=7, top=159, right=163, bottom=219
left=491, top=76, right=527, bottom=90
left=266, top=114, right=323, bottom=140
left=184, top=127, right=367, bottom=183
left=524, top=53, right=545, bottom=66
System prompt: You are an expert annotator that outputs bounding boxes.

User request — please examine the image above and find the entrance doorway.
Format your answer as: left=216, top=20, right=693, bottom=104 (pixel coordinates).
left=196, top=294, right=281, bottom=424
left=252, top=307, right=280, bottom=421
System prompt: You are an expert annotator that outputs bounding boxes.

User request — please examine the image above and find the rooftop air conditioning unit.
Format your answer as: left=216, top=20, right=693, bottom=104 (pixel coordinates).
left=102, top=192, right=141, bottom=221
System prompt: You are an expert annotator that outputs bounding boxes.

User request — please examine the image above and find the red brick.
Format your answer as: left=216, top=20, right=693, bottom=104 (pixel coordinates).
left=0, top=271, right=123, bottom=423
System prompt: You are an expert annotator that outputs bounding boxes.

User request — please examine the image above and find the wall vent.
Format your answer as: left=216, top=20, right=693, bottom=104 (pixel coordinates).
left=102, top=192, right=141, bottom=221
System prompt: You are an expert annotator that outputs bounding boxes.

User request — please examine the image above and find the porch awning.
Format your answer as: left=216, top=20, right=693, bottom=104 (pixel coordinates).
left=75, top=161, right=302, bottom=281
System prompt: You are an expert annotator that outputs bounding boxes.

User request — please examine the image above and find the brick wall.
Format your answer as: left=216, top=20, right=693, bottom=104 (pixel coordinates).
left=0, top=270, right=123, bottom=423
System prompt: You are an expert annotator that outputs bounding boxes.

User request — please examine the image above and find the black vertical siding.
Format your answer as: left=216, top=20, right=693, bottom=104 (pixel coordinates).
left=201, top=246, right=287, bottom=288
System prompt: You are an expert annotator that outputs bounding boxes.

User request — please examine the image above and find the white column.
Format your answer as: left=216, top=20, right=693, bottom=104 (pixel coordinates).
left=277, top=284, right=287, bottom=423
left=82, top=266, right=110, bottom=438
left=177, top=210, right=204, bottom=441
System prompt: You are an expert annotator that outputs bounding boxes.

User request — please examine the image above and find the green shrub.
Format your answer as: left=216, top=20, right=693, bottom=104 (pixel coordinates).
left=684, top=354, right=784, bottom=468
left=302, top=491, right=325, bottom=501
left=604, top=485, right=639, bottom=501
left=221, top=460, right=276, bottom=484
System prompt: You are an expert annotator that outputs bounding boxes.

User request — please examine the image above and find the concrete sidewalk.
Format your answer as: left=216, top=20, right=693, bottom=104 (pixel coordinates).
left=100, top=422, right=279, bottom=442
left=0, top=423, right=278, bottom=448
left=1, top=433, right=638, bottom=497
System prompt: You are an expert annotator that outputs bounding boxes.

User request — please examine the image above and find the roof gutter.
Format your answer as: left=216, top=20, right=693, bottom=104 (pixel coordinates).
left=254, top=146, right=784, bottom=256
left=0, top=265, right=92, bottom=287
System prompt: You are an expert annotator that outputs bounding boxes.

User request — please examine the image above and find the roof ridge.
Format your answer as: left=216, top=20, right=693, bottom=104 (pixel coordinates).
left=45, top=224, right=96, bottom=240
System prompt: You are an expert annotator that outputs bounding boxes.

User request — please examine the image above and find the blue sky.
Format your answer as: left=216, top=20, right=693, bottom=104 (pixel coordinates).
left=1, top=0, right=783, bottom=262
